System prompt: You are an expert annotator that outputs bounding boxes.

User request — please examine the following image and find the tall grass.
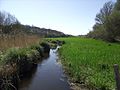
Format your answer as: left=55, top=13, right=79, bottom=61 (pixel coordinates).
left=51, top=37, right=120, bottom=90
left=0, top=33, right=41, bottom=51
left=0, top=31, right=45, bottom=89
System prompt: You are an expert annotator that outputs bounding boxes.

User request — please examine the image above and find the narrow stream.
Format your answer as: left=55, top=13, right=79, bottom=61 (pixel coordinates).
left=19, top=47, right=71, bottom=90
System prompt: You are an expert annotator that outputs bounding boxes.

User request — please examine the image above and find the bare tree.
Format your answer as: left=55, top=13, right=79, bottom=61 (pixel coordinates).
left=0, top=11, right=20, bottom=26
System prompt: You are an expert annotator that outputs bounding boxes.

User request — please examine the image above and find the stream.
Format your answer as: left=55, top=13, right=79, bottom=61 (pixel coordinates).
left=19, top=46, right=71, bottom=90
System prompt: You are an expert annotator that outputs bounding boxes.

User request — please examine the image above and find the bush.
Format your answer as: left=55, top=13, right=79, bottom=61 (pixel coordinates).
left=1, top=48, right=21, bottom=65
left=0, top=46, right=41, bottom=74
left=40, top=42, right=50, bottom=53
left=30, top=44, right=44, bottom=57
left=26, top=49, right=40, bottom=63
left=0, top=41, right=50, bottom=89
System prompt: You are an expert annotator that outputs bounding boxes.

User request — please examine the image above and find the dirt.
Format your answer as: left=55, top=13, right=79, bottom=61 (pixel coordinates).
left=70, top=82, right=90, bottom=90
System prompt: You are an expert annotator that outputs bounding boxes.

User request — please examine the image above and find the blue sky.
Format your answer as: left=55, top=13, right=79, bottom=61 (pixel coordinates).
left=0, top=0, right=116, bottom=35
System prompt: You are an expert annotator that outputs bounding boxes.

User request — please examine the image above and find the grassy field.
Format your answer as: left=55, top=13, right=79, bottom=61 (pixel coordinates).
left=50, top=37, right=120, bottom=90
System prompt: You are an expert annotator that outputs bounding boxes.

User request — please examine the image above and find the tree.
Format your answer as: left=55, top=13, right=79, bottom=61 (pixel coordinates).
left=0, top=12, right=5, bottom=26
left=95, top=1, right=114, bottom=25
left=87, top=1, right=118, bottom=42
left=114, top=0, right=120, bottom=11
left=0, top=11, right=21, bottom=34
left=0, top=11, right=20, bottom=26
left=104, top=0, right=120, bottom=42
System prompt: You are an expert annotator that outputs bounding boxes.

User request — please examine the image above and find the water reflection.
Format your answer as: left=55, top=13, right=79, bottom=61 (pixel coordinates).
left=19, top=47, right=71, bottom=90
left=19, top=65, right=37, bottom=89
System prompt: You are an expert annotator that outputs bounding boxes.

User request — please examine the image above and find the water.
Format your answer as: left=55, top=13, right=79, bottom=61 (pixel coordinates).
left=19, top=47, right=71, bottom=90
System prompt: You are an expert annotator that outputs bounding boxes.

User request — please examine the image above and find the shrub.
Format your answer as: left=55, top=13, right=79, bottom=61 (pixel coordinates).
left=40, top=42, right=50, bottom=53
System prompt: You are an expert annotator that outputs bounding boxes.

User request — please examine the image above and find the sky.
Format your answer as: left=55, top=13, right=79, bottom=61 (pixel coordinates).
left=0, top=0, right=116, bottom=35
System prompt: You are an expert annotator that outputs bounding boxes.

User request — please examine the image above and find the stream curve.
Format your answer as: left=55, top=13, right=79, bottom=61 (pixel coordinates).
left=19, top=46, right=71, bottom=90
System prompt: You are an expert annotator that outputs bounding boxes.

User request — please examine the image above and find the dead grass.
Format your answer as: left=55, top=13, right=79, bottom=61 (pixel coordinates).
left=0, top=33, right=41, bottom=51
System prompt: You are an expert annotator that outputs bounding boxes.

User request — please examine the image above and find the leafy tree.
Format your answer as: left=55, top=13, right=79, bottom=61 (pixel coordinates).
left=87, top=1, right=120, bottom=42
left=114, top=0, right=120, bottom=11
left=95, top=1, right=114, bottom=25
left=104, top=0, right=120, bottom=42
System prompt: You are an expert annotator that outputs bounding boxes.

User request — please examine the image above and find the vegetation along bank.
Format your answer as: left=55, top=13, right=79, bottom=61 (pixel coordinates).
left=48, top=37, right=120, bottom=90
left=0, top=41, right=50, bottom=90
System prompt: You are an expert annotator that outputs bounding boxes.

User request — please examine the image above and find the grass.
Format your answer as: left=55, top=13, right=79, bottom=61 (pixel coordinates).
left=0, top=42, right=46, bottom=89
left=0, top=33, right=41, bottom=51
left=0, top=33, right=45, bottom=89
left=49, top=37, right=120, bottom=90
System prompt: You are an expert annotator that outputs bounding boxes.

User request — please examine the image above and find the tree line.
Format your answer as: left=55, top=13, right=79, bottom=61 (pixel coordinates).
left=0, top=11, right=66, bottom=37
left=87, top=0, right=120, bottom=42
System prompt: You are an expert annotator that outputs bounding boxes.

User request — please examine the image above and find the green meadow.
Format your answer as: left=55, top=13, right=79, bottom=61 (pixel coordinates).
left=50, top=37, right=120, bottom=90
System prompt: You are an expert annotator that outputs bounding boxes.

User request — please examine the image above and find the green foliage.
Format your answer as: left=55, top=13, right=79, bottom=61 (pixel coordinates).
left=30, top=44, right=43, bottom=53
left=40, top=42, right=50, bottom=53
left=95, top=1, right=114, bottom=25
left=114, top=0, right=120, bottom=11
left=0, top=43, right=42, bottom=65
left=0, top=43, right=43, bottom=90
left=1, top=48, right=21, bottom=64
left=54, top=37, right=120, bottom=89
left=87, top=1, right=120, bottom=42
left=105, top=11, right=120, bottom=41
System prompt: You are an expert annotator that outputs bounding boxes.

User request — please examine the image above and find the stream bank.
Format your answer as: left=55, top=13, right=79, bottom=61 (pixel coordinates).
left=0, top=42, right=50, bottom=90
left=19, top=46, right=71, bottom=90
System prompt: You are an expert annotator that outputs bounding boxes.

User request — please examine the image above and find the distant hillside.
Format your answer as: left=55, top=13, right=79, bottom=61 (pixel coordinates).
left=0, top=11, right=66, bottom=37
left=21, top=25, right=66, bottom=37
left=0, top=24, right=66, bottom=37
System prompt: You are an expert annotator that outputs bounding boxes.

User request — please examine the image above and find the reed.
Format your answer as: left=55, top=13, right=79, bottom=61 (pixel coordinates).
left=0, top=33, right=41, bottom=51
